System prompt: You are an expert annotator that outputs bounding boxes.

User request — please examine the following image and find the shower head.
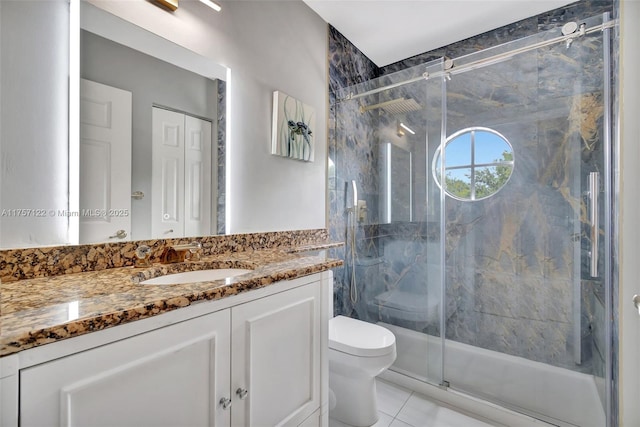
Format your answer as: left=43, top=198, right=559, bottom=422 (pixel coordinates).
left=359, top=97, right=421, bottom=115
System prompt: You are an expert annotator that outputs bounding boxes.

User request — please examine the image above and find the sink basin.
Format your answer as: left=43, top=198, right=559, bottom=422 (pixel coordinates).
left=139, top=268, right=253, bottom=285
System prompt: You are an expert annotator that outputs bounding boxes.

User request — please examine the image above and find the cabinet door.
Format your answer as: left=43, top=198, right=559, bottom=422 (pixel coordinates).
left=20, top=310, right=231, bottom=427
left=231, top=284, right=321, bottom=427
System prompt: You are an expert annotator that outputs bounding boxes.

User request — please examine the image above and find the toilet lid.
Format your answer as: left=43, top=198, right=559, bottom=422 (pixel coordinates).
left=329, top=315, right=396, bottom=357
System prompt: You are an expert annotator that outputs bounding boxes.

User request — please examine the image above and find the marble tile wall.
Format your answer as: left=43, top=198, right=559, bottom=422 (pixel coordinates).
left=328, top=0, right=616, bottom=394
left=328, top=24, right=379, bottom=316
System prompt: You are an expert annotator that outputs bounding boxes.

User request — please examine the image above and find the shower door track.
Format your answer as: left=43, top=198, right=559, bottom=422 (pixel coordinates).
left=338, top=19, right=617, bottom=102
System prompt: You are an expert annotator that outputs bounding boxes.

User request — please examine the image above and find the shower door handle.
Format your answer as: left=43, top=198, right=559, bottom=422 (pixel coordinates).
left=589, top=172, right=599, bottom=277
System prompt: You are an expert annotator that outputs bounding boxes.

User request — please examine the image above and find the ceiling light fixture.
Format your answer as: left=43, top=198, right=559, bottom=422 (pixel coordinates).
left=199, top=0, right=222, bottom=12
left=154, top=0, right=179, bottom=11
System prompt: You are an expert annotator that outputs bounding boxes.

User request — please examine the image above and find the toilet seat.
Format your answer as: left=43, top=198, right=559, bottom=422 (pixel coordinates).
left=329, top=315, right=396, bottom=357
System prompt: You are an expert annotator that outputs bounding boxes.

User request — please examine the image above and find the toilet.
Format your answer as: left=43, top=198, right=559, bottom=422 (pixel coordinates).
left=328, top=315, right=397, bottom=426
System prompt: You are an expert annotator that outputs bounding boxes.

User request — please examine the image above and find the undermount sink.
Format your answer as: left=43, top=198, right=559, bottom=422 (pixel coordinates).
left=139, top=268, right=253, bottom=285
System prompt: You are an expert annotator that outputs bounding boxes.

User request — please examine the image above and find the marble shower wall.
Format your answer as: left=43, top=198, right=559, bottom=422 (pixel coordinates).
left=328, top=25, right=379, bottom=316
left=427, top=16, right=611, bottom=373
left=329, top=0, right=614, bottom=374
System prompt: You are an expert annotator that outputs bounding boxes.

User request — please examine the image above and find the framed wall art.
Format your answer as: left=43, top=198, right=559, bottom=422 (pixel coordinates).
left=271, top=91, right=315, bottom=162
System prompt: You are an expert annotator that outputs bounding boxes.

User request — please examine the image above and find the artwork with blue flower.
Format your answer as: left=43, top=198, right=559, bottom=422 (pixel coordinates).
left=271, top=91, right=315, bottom=162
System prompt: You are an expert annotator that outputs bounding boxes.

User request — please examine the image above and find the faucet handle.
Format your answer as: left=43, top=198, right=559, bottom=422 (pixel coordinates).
left=136, top=245, right=151, bottom=259
left=187, top=242, right=202, bottom=261
left=134, top=245, right=152, bottom=267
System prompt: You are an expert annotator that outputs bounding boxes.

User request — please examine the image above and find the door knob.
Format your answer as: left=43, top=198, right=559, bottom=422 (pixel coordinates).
left=633, top=294, right=640, bottom=315
left=236, top=387, right=248, bottom=400
left=219, top=397, right=232, bottom=410
left=108, top=229, right=127, bottom=239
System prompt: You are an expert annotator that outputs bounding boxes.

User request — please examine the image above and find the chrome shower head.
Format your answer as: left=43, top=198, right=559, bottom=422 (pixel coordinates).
left=359, top=97, right=421, bottom=115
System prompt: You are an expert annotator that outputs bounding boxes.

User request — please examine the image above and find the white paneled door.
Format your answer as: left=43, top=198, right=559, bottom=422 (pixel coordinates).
left=185, top=115, right=212, bottom=237
left=79, top=79, right=132, bottom=244
left=152, top=107, right=212, bottom=238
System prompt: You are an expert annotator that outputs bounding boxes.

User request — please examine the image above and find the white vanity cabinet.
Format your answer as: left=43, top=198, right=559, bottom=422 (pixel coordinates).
left=21, top=309, right=232, bottom=427
left=5, top=272, right=331, bottom=427
left=231, top=282, right=321, bottom=426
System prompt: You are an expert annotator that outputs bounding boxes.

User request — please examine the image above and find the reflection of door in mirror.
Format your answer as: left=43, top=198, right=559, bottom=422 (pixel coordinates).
left=80, top=79, right=132, bottom=244
left=81, top=26, right=221, bottom=242
left=152, top=107, right=213, bottom=238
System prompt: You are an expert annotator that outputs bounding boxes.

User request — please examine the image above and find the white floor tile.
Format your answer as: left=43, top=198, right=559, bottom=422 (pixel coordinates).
left=331, top=379, right=498, bottom=427
left=396, top=394, right=495, bottom=427
left=376, top=378, right=412, bottom=417
left=372, top=411, right=395, bottom=427
left=389, top=419, right=414, bottom=427
left=328, top=417, right=350, bottom=427
left=432, top=406, right=496, bottom=427
left=329, top=412, right=394, bottom=427
left=395, top=394, right=441, bottom=426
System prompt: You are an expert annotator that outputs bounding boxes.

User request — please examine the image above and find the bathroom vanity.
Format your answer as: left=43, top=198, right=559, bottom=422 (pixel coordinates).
left=0, top=246, right=339, bottom=427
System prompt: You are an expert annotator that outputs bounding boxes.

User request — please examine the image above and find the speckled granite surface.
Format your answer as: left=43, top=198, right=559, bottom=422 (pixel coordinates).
left=0, top=246, right=342, bottom=356
left=0, top=229, right=329, bottom=283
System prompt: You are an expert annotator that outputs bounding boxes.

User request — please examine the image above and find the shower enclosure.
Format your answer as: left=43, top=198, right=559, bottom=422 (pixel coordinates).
left=333, top=13, right=615, bottom=427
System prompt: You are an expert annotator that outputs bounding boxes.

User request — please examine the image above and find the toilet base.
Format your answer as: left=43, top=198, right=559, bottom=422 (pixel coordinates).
left=329, top=372, right=379, bottom=427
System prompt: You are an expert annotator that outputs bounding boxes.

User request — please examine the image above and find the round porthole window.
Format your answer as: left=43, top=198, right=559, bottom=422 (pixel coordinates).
left=433, top=127, right=514, bottom=201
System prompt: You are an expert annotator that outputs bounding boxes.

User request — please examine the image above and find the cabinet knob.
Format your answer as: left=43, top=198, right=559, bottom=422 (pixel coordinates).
left=219, top=397, right=232, bottom=410
left=236, top=387, right=248, bottom=400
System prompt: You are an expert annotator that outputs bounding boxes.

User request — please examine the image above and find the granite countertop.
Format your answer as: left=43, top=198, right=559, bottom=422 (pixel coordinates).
left=0, top=245, right=342, bottom=357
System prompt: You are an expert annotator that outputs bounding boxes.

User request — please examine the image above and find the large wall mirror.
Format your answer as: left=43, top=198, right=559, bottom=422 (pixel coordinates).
left=79, top=2, right=228, bottom=244
left=0, top=1, right=228, bottom=249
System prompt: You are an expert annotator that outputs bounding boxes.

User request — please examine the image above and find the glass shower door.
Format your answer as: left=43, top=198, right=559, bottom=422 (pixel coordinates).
left=440, top=14, right=611, bottom=427
left=332, top=58, right=448, bottom=389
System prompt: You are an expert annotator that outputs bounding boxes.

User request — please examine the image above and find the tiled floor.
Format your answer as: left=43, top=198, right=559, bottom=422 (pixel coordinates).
left=329, top=379, right=497, bottom=427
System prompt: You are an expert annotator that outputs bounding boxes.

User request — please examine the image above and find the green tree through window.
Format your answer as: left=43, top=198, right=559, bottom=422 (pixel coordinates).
left=434, top=128, right=514, bottom=201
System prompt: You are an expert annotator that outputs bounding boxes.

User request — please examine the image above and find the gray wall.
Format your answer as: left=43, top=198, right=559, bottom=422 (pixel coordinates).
left=81, top=30, right=218, bottom=240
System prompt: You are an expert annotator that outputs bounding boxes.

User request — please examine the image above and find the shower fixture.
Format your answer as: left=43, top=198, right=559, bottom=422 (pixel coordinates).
left=444, top=57, right=455, bottom=70
left=562, top=21, right=586, bottom=48
left=359, top=97, right=421, bottom=115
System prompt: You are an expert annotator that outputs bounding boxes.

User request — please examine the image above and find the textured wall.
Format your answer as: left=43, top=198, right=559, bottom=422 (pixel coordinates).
left=327, top=24, right=379, bottom=316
